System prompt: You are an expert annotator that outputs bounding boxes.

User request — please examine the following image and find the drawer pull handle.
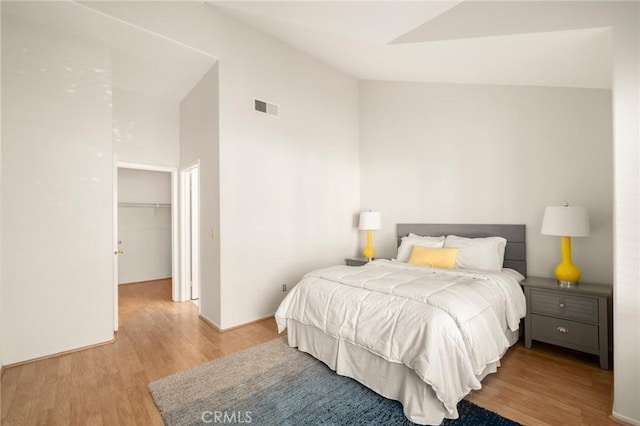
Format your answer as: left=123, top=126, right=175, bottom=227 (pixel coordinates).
left=559, top=303, right=565, bottom=308
left=556, top=326, right=569, bottom=334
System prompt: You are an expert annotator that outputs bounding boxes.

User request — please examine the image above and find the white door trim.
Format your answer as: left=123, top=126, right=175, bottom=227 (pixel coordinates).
left=190, top=166, right=200, bottom=300
left=116, top=162, right=181, bottom=303
left=180, top=161, right=201, bottom=304
left=113, top=158, right=119, bottom=331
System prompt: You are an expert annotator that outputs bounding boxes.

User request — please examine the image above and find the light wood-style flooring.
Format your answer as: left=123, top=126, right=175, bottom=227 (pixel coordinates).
left=1, top=279, right=619, bottom=425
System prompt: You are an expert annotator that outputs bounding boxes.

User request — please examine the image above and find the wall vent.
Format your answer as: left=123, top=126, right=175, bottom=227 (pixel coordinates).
left=254, top=99, right=279, bottom=118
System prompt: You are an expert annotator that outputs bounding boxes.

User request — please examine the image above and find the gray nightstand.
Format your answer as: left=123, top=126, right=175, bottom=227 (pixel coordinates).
left=521, top=276, right=612, bottom=369
left=345, top=257, right=373, bottom=266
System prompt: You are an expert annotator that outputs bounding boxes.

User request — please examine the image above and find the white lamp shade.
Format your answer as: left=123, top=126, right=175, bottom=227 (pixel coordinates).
left=359, top=211, right=381, bottom=230
left=541, top=206, right=590, bottom=237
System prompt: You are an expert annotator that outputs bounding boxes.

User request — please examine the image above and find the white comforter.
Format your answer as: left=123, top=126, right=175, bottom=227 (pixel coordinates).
left=275, top=260, right=525, bottom=413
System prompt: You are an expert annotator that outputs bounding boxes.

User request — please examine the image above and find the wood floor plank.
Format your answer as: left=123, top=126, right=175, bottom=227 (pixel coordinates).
left=1, top=278, right=619, bottom=425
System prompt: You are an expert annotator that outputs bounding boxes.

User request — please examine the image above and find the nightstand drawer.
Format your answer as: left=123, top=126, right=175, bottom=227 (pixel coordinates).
left=530, top=289, right=598, bottom=323
left=531, top=314, right=599, bottom=350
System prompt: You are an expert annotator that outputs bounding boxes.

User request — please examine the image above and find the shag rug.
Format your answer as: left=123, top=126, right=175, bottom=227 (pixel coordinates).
left=148, top=337, right=519, bottom=426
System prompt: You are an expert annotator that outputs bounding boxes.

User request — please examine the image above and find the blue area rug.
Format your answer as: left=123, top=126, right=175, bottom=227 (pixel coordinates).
left=149, top=338, right=520, bottom=426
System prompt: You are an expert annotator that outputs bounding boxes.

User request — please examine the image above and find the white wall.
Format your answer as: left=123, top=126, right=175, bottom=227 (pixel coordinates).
left=609, top=3, right=640, bottom=424
left=215, top=20, right=360, bottom=329
left=360, top=81, right=613, bottom=284
left=1, top=14, right=114, bottom=364
left=118, top=168, right=172, bottom=284
left=113, top=89, right=180, bottom=167
left=180, top=66, right=220, bottom=324
left=87, top=2, right=361, bottom=330
left=118, top=168, right=172, bottom=205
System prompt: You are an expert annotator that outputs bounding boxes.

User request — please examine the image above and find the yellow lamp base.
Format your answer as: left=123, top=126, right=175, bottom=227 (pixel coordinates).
left=555, top=236, right=581, bottom=286
left=362, top=230, right=376, bottom=260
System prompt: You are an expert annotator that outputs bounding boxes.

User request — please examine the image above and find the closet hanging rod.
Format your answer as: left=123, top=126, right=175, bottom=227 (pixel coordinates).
left=118, top=202, right=171, bottom=208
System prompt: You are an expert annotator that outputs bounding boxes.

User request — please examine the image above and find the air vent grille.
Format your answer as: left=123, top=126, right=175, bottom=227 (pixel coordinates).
left=254, top=99, right=279, bottom=117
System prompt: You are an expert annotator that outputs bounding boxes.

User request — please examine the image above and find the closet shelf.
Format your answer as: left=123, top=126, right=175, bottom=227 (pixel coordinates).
left=118, top=202, right=171, bottom=208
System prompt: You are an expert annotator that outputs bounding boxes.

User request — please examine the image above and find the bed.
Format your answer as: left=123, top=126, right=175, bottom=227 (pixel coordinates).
left=275, top=224, right=527, bottom=425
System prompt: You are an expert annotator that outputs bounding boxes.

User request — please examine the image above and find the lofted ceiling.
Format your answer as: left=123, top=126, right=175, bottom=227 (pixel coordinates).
left=2, top=1, right=613, bottom=93
left=211, top=1, right=612, bottom=89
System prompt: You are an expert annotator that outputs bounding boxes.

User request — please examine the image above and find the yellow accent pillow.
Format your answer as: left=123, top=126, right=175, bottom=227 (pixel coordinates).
left=408, top=246, right=459, bottom=269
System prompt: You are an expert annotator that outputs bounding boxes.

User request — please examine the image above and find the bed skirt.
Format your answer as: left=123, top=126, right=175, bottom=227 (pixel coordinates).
left=286, top=319, right=519, bottom=425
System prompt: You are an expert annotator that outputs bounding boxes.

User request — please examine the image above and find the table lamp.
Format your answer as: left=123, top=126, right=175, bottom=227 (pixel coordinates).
left=358, top=211, right=381, bottom=261
left=541, top=203, right=590, bottom=287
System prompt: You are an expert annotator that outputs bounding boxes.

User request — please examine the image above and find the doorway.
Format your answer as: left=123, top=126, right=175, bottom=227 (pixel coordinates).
left=113, top=161, right=180, bottom=331
left=181, top=161, right=201, bottom=302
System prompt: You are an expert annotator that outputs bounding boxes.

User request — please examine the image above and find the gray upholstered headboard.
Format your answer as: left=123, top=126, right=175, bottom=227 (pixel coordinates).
left=396, top=223, right=527, bottom=277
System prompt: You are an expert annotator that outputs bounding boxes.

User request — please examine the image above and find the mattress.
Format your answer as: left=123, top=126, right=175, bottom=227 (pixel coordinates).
left=275, top=260, right=526, bottom=425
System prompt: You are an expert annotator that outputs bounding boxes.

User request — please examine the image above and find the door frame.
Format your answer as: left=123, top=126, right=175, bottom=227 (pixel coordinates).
left=114, top=161, right=181, bottom=330
left=180, top=160, right=201, bottom=304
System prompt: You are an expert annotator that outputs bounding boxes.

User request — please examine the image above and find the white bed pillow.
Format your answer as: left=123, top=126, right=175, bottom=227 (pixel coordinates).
left=396, top=233, right=445, bottom=262
left=443, top=235, right=507, bottom=272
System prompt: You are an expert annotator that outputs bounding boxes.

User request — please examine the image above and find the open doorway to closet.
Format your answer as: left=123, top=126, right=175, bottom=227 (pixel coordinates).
left=118, top=167, right=172, bottom=283
left=113, top=163, right=180, bottom=330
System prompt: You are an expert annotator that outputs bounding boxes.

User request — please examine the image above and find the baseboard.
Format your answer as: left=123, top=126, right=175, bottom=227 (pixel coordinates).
left=198, top=314, right=275, bottom=333
left=2, top=337, right=116, bottom=369
left=198, top=314, right=222, bottom=331
left=612, top=411, right=640, bottom=426
left=119, top=277, right=172, bottom=286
